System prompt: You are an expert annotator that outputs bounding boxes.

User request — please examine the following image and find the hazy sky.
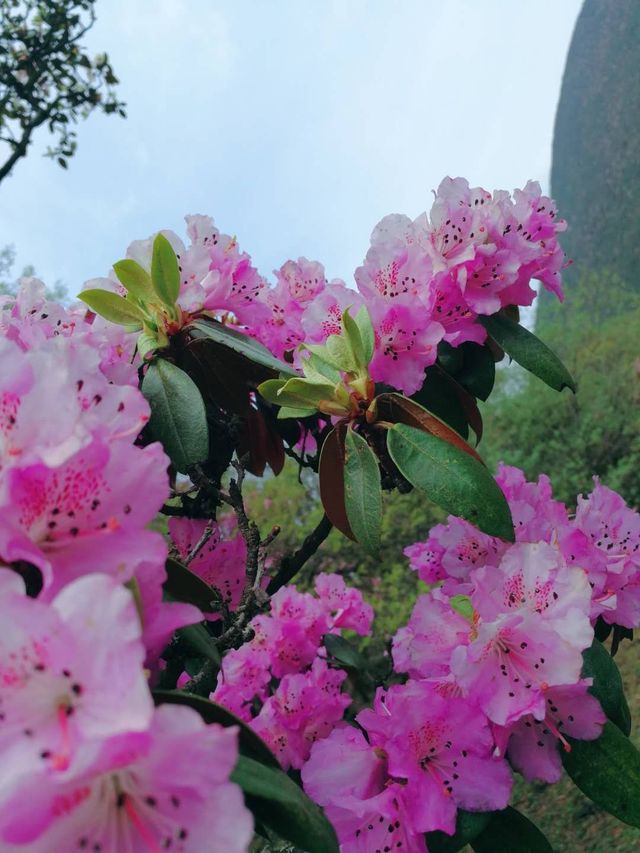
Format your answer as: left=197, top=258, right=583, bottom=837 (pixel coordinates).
left=0, top=0, right=582, bottom=295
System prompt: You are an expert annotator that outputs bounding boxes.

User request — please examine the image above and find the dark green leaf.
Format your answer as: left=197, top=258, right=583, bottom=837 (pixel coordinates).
left=150, top=233, right=180, bottom=306
left=471, top=807, right=553, bottom=853
left=412, top=368, right=470, bottom=438
left=387, top=423, right=514, bottom=541
left=562, top=721, right=640, bottom=827
left=142, top=359, right=209, bottom=472
left=582, top=638, right=632, bottom=735
left=189, top=319, right=297, bottom=377
left=78, top=288, right=144, bottom=328
left=112, top=258, right=155, bottom=302
left=153, top=691, right=278, bottom=768
left=343, top=428, right=382, bottom=553
left=453, top=342, right=496, bottom=401
left=426, top=810, right=492, bottom=853
left=324, top=633, right=365, bottom=670
left=232, top=755, right=339, bottom=853
left=176, top=624, right=220, bottom=666
left=479, top=313, right=576, bottom=392
left=165, top=557, right=215, bottom=611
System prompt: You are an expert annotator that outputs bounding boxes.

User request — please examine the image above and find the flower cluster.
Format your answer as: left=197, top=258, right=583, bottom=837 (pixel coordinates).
left=299, top=464, right=640, bottom=850
left=94, top=177, right=567, bottom=396
left=0, top=321, right=252, bottom=850
left=212, top=574, right=373, bottom=769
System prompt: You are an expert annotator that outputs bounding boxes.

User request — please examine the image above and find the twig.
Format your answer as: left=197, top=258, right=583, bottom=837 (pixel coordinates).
left=267, top=514, right=333, bottom=594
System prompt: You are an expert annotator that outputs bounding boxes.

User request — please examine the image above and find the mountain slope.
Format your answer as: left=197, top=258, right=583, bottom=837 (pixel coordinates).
left=537, top=0, right=640, bottom=330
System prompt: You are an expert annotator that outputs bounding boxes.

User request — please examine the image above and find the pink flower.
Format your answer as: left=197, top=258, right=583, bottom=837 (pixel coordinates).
left=392, top=589, right=471, bottom=679
left=0, top=573, right=152, bottom=779
left=357, top=681, right=512, bottom=835
left=470, top=541, right=593, bottom=651
left=0, top=337, right=169, bottom=594
left=302, top=724, right=425, bottom=852
left=314, top=573, right=374, bottom=635
left=424, top=516, right=504, bottom=581
left=169, top=517, right=246, bottom=620
left=498, top=681, right=605, bottom=783
left=451, top=610, right=584, bottom=726
left=403, top=539, right=447, bottom=584
left=301, top=282, right=363, bottom=344
left=252, top=659, right=350, bottom=770
left=368, top=298, right=444, bottom=395
left=496, top=463, right=570, bottom=544
left=0, top=705, right=253, bottom=852
left=571, top=480, right=640, bottom=628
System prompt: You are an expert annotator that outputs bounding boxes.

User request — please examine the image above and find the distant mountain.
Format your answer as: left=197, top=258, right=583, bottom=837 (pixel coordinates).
left=536, top=0, right=640, bottom=331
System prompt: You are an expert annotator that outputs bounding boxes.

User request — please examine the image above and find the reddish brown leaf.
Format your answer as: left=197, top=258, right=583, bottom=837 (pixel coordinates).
left=375, top=392, right=485, bottom=465
left=318, top=423, right=354, bottom=540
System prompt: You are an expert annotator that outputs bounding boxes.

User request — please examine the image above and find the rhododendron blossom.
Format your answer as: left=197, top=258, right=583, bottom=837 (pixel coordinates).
left=0, top=705, right=252, bottom=852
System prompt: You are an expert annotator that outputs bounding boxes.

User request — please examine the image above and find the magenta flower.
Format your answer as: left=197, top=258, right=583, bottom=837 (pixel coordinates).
left=314, top=572, right=374, bottom=635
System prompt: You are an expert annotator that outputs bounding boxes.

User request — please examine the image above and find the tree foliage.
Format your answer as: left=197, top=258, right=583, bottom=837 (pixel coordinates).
left=0, top=0, right=125, bottom=182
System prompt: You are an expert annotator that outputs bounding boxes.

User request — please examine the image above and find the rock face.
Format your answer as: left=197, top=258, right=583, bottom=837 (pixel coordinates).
left=537, top=0, right=640, bottom=331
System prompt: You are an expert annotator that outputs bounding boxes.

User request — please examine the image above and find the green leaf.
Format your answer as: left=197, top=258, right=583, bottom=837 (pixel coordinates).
left=343, top=428, right=382, bottom=553
left=112, top=258, right=155, bottom=302
left=326, top=332, right=358, bottom=372
left=257, top=378, right=288, bottom=405
left=387, top=423, right=514, bottom=541
left=78, top=288, right=145, bottom=328
left=470, top=807, right=553, bottom=853
left=150, top=233, right=180, bottom=306
left=232, top=755, right=339, bottom=853
left=454, top=342, right=496, bottom=401
left=302, top=352, right=342, bottom=384
left=176, top=623, right=220, bottom=666
left=582, top=638, right=632, bottom=735
left=137, top=330, right=162, bottom=359
left=449, top=594, right=474, bottom=622
left=324, top=633, right=365, bottom=670
left=277, top=405, right=316, bottom=420
left=189, top=319, right=297, bottom=377
left=412, top=368, right=470, bottom=439
left=164, top=557, right=215, bottom=611
left=153, top=691, right=278, bottom=768
left=563, top=721, right=640, bottom=827
left=479, top=313, right=576, bottom=393
left=278, top=377, right=338, bottom=408
left=342, top=308, right=367, bottom=371
left=354, top=305, right=375, bottom=365
left=142, top=359, right=209, bottom=472
left=426, top=810, right=492, bottom=853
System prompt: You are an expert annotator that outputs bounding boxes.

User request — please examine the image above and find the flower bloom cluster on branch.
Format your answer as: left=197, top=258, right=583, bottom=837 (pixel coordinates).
left=0, top=298, right=253, bottom=850
left=86, top=177, right=567, bottom=395
left=2, top=176, right=635, bottom=853
left=302, top=465, right=640, bottom=851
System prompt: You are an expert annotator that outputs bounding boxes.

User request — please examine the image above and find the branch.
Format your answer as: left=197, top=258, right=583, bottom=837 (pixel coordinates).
left=267, top=514, right=333, bottom=594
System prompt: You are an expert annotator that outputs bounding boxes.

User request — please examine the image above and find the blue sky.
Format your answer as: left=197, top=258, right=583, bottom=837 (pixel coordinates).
left=0, top=0, right=582, bottom=295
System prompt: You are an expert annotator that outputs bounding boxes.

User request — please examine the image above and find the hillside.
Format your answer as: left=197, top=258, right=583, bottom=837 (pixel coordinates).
left=536, top=0, right=640, bottom=331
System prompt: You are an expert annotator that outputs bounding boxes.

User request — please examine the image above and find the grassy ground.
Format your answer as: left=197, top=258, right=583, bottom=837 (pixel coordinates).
left=510, top=640, right=640, bottom=852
